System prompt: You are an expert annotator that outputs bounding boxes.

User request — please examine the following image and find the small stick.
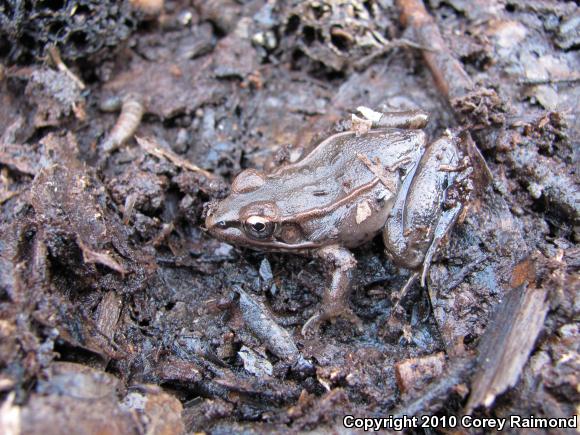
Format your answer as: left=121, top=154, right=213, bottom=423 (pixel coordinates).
left=47, top=45, right=86, bottom=90
left=396, top=0, right=474, bottom=101
left=354, top=38, right=435, bottom=70
left=136, top=136, right=218, bottom=180
left=518, top=75, right=580, bottom=85
left=395, top=0, right=495, bottom=189
left=439, top=157, right=471, bottom=172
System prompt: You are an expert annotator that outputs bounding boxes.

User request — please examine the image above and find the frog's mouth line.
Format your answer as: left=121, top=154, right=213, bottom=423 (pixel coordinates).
left=209, top=225, right=322, bottom=252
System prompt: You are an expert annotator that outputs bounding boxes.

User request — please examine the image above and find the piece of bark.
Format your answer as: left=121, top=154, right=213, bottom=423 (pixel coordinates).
left=121, top=385, right=185, bottom=435
left=235, top=286, right=314, bottom=375
left=0, top=143, right=39, bottom=176
left=103, top=57, right=229, bottom=119
left=395, top=352, right=446, bottom=396
left=95, top=292, right=123, bottom=343
left=465, top=283, right=549, bottom=412
left=235, top=287, right=303, bottom=367
left=37, top=362, right=120, bottom=400
left=22, top=364, right=138, bottom=435
left=21, top=395, right=140, bottom=435
left=392, top=357, right=474, bottom=418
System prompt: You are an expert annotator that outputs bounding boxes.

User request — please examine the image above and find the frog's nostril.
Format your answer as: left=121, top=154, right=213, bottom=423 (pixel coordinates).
left=205, top=213, right=220, bottom=231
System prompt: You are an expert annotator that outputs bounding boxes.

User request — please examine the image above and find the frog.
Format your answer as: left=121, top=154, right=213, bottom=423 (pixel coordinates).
left=205, top=107, right=471, bottom=335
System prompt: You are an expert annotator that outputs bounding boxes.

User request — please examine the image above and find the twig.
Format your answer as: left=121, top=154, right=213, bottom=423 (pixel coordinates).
left=136, top=136, right=218, bottom=180
left=47, top=45, right=86, bottom=90
left=395, top=0, right=495, bottom=190
left=396, top=0, right=474, bottom=100
left=519, top=75, right=580, bottom=85
left=354, top=37, right=436, bottom=71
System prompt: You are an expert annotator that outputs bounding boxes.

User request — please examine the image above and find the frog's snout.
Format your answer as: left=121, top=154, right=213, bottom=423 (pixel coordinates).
left=204, top=200, right=223, bottom=232
left=204, top=201, right=237, bottom=240
left=205, top=211, right=223, bottom=234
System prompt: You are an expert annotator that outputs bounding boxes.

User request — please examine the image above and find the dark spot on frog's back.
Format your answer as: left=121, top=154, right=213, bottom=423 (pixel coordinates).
left=330, top=150, right=342, bottom=165
left=312, top=190, right=328, bottom=197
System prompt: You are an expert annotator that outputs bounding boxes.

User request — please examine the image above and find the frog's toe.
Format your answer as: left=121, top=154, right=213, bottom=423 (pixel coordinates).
left=341, top=308, right=364, bottom=332
left=301, top=307, right=363, bottom=337
left=301, top=313, right=323, bottom=337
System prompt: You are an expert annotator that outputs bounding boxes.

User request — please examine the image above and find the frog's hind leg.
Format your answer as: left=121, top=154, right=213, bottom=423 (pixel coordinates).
left=419, top=202, right=462, bottom=286
left=383, top=132, right=468, bottom=285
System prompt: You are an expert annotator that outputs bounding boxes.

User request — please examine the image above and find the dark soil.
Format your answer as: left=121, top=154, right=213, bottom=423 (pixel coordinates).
left=0, top=1, right=578, bottom=434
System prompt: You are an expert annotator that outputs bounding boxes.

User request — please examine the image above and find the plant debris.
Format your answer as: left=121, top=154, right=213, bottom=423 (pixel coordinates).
left=0, top=0, right=578, bottom=432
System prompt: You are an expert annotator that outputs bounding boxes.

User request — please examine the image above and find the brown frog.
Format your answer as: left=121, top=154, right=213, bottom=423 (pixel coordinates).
left=205, top=108, right=471, bottom=335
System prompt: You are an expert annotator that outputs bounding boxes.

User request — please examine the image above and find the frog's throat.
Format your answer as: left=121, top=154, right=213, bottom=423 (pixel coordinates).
left=246, top=239, right=323, bottom=253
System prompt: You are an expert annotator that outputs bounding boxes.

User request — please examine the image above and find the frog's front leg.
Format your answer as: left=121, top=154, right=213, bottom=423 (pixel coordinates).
left=301, top=245, right=362, bottom=336
left=384, top=132, right=468, bottom=285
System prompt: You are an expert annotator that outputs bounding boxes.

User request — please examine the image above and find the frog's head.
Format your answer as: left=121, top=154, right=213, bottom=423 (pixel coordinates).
left=205, top=169, right=317, bottom=252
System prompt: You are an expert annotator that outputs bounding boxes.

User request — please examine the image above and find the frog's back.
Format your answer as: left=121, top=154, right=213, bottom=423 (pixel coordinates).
left=265, top=129, right=426, bottom=216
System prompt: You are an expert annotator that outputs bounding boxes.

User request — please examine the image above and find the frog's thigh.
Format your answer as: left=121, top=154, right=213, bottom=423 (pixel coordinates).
left=383, top=134, right=461, bottom=269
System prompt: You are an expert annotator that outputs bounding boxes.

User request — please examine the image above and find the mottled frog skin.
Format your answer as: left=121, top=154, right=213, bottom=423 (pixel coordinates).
left=206, top=108, right=470, bottom=334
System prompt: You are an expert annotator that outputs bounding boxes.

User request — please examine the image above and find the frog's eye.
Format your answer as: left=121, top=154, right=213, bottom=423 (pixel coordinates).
left=244, top=215, right=276, bottom=239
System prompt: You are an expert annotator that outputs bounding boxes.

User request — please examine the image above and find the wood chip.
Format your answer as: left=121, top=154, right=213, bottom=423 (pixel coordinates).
left=356, top=201, right=372, bottom=224
left=465, top=284, right=549, bottom=412
left=351, top=113, right=372, bottom=135
left=356, top=153, right=397, bottom=193
left=95, top=292, right=122, bottom=342
left=395, top=352, right=446, bottom=395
